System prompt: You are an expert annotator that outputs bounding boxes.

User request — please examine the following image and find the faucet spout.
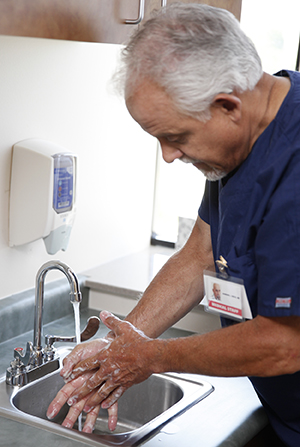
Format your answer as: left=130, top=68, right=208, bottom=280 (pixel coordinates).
left=33, top=261, right=82, bottom=364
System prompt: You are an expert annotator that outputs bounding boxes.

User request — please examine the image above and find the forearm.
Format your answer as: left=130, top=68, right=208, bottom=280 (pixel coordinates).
left=126, top=251, right=205, bottom=337
left=126, top=218, right=214, bottom=338
left=56, top=312, right=300, bottom=416
left=150, top=315, right=300, bottom=378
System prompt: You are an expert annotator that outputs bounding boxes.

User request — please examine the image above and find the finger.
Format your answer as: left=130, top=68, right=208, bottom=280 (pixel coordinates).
left=61, top=339, right=111, bottom=380
left=70, top=354, right=102, bottom=380
left=100, top=311, right=147, bottom=340
left=82, top=401, right=118, bottom=433
left=62, top=398, right=87, bottom=430
left=67, top=370, right=105, bottom=406
left=100, top=311, right=123, bottom=335
left=107, top=402, right=118, bottom=432
left=101, top=386, right=126, bottom=409
left=84, top=380, right=126, bottom=411
left=61, top=388, right=99, bottom=430
left=47, top=375, right=88, bottom=420
left=61, top=349, right=82, bottom=380
left=85, top=381, right=116, bottom=408
left=105, top=330, right=116, bottom=343
left=83, top=401, right=119, bottom=433
left=82, top=405, right=101, bottom=433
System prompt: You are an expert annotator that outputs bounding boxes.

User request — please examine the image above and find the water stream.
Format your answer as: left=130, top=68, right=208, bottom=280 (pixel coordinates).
left=72, top=301, right=82, bottom=431
left=73, top=301, right=81, bottom=345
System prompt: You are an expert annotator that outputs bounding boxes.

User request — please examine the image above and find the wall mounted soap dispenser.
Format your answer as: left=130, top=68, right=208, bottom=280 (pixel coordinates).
left=9, top=139, right=77, bottom=255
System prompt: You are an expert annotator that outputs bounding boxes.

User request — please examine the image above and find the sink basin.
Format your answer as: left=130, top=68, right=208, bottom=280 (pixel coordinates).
left=0, top=346, right=214, bottom=446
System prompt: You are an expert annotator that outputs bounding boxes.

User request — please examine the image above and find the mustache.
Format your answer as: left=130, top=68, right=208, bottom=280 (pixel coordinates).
left=180, top=156, right=199, bottom=164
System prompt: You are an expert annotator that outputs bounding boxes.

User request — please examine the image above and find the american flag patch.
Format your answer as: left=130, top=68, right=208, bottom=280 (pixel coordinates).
left=275, top=297, right=292, bottom=308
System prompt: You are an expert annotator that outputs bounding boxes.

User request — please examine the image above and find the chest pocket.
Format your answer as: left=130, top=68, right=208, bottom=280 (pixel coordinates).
left=225, top=250, right=258, bottom=317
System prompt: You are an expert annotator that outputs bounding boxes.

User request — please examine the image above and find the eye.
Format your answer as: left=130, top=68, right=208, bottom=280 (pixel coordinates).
left=165, top=134, right=187, bottom=144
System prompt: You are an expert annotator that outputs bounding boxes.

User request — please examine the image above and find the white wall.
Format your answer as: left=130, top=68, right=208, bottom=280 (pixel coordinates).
left=0, top=36, right=157, bottom=299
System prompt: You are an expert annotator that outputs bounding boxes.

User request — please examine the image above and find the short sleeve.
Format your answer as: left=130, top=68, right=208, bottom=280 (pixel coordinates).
left=255, top=151, right=300, bottom=317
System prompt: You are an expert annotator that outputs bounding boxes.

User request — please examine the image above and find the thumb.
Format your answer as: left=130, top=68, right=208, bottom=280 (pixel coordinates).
left=100, top=311, right=122, bottom=335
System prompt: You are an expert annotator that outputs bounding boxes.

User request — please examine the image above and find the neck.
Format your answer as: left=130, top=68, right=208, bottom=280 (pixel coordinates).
left=242, top=72, right=291, bottom=149
left=260, top=72, right=290, bottom=124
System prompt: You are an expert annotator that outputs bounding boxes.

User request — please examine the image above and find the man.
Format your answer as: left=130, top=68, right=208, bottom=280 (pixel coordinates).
left=47, top=4, right=300, bottom=445
left=212, top=283, right=221, bottom=300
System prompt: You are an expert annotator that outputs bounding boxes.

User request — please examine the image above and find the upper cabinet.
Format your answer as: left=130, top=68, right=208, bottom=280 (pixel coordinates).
left=144, top=0, right=241, bottom=22
left=0, top=0, right=242, bottom=45
left=0, top=0, right=139, bottom=44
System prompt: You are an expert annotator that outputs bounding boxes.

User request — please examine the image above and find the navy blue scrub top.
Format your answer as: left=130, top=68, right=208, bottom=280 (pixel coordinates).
left=199, top=70, right=300, bottom=446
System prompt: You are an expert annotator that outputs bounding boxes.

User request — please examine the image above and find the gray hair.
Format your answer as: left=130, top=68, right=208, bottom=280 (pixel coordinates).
left=117, top=3, right=263, bottom=120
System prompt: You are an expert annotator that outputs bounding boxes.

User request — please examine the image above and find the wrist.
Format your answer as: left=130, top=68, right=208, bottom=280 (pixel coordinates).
left=148, top=339, right=172, bottom=374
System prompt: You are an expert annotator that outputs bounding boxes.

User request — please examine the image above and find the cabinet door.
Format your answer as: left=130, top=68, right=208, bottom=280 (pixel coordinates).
left=0, top=0, right=141, bottom=43
left=0, top=0, right=241, bottom=44
left=145, top=0, right=242, bottom=21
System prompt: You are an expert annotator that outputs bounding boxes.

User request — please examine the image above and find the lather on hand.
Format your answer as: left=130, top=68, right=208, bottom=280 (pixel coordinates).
left=47, top=335, right=118, bottom=432
left=47, top=311, right=156, bottom=432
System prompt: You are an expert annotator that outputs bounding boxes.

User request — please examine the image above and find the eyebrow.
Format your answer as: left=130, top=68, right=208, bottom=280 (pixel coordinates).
left=158, top=131, right=190, bottom=140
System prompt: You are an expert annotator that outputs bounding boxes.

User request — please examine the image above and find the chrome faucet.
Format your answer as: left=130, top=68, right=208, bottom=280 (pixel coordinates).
left=6, top=261, right=99, bottom=387
left=33, top=260, right=82, bottom=365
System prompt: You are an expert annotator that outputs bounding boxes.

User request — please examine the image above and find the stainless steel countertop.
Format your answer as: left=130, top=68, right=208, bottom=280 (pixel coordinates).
left=83, top=246, right=174, bottom=299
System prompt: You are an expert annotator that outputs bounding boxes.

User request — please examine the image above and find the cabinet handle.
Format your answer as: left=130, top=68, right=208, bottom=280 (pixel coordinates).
left=161, top=0, right=167, bottom=6
left=125, top=0, right=145, bottom=25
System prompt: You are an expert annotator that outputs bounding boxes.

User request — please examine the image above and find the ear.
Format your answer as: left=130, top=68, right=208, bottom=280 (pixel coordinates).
left=212, top=93, right=242, bottom=123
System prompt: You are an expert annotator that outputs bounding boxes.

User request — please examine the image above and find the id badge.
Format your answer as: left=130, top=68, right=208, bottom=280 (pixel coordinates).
left=200, top=257, right=253, bottom=321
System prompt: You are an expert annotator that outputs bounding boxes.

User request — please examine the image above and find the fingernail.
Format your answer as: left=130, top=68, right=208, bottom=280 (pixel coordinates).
left=83, top=405, right=94, bottom=413
left=108, top=416, right=117, bottom=432
left=61, top=368, right=71, bottom=379
left=46, top=409, right=56, bottom=420
left=46, top=403, right=60, bottom=420
left=67, top=397, right=77, bottom=406
left=82, top=422, right=94, bottom=433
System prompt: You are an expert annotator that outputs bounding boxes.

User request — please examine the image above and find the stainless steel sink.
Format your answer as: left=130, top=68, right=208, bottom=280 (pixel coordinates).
left=0, top=346, right=214, bottom=446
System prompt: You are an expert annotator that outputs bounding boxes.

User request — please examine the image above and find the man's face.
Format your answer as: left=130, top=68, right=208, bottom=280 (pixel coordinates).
left=213, top=284, right=221, bottom=299
left=126, top=80, right=249, bottom=180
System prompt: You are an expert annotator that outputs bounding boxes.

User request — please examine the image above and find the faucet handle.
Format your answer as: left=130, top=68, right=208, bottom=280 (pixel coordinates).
left=80, top=316, right=101, bottom=341
left=14, top=342, right=34, bottom=366
left=6, top=342, right=34, bottom=385
left=45, top=316, right=100, bottom=349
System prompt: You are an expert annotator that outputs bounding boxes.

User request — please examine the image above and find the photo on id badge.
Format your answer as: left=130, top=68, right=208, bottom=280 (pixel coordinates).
left=202, top=271, right=245, bottom=321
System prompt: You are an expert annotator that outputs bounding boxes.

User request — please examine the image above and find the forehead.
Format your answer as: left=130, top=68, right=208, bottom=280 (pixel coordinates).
left=125, top=80, right=188, bottom=134
left=125, top=79, right=171, bottom=111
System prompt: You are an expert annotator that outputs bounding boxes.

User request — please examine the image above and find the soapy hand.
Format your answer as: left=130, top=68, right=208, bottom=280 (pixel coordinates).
left=64, top=311, right=155, bottom=411
left=47, top=311, right=156, bottom=433
left=47, top=337, right=118, bottom=432
left=60, top=337, right=114, bottom=381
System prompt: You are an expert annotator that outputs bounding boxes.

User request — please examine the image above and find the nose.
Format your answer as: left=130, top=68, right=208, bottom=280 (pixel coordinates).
left=160, top=143, right=183, bottom=163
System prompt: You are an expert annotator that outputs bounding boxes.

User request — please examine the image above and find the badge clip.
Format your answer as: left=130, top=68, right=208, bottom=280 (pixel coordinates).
left=215, top=255, right=228, bottom=278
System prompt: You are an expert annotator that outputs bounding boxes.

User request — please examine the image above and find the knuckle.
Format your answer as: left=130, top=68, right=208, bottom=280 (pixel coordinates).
left=62, top=416, right=75, bottom=428
left=88, top=405, right=100, bottom=417
left=59, top=387, right=71, bottom=401
left=97, top=382, right=108, bottom=399
left=87, top=374, right=101, bottom=390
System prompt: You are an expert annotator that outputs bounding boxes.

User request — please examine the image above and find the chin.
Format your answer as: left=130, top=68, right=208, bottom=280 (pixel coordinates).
left=203, top=170, right=228, bottom=181
left=193, top=164, right=227, bottom=181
